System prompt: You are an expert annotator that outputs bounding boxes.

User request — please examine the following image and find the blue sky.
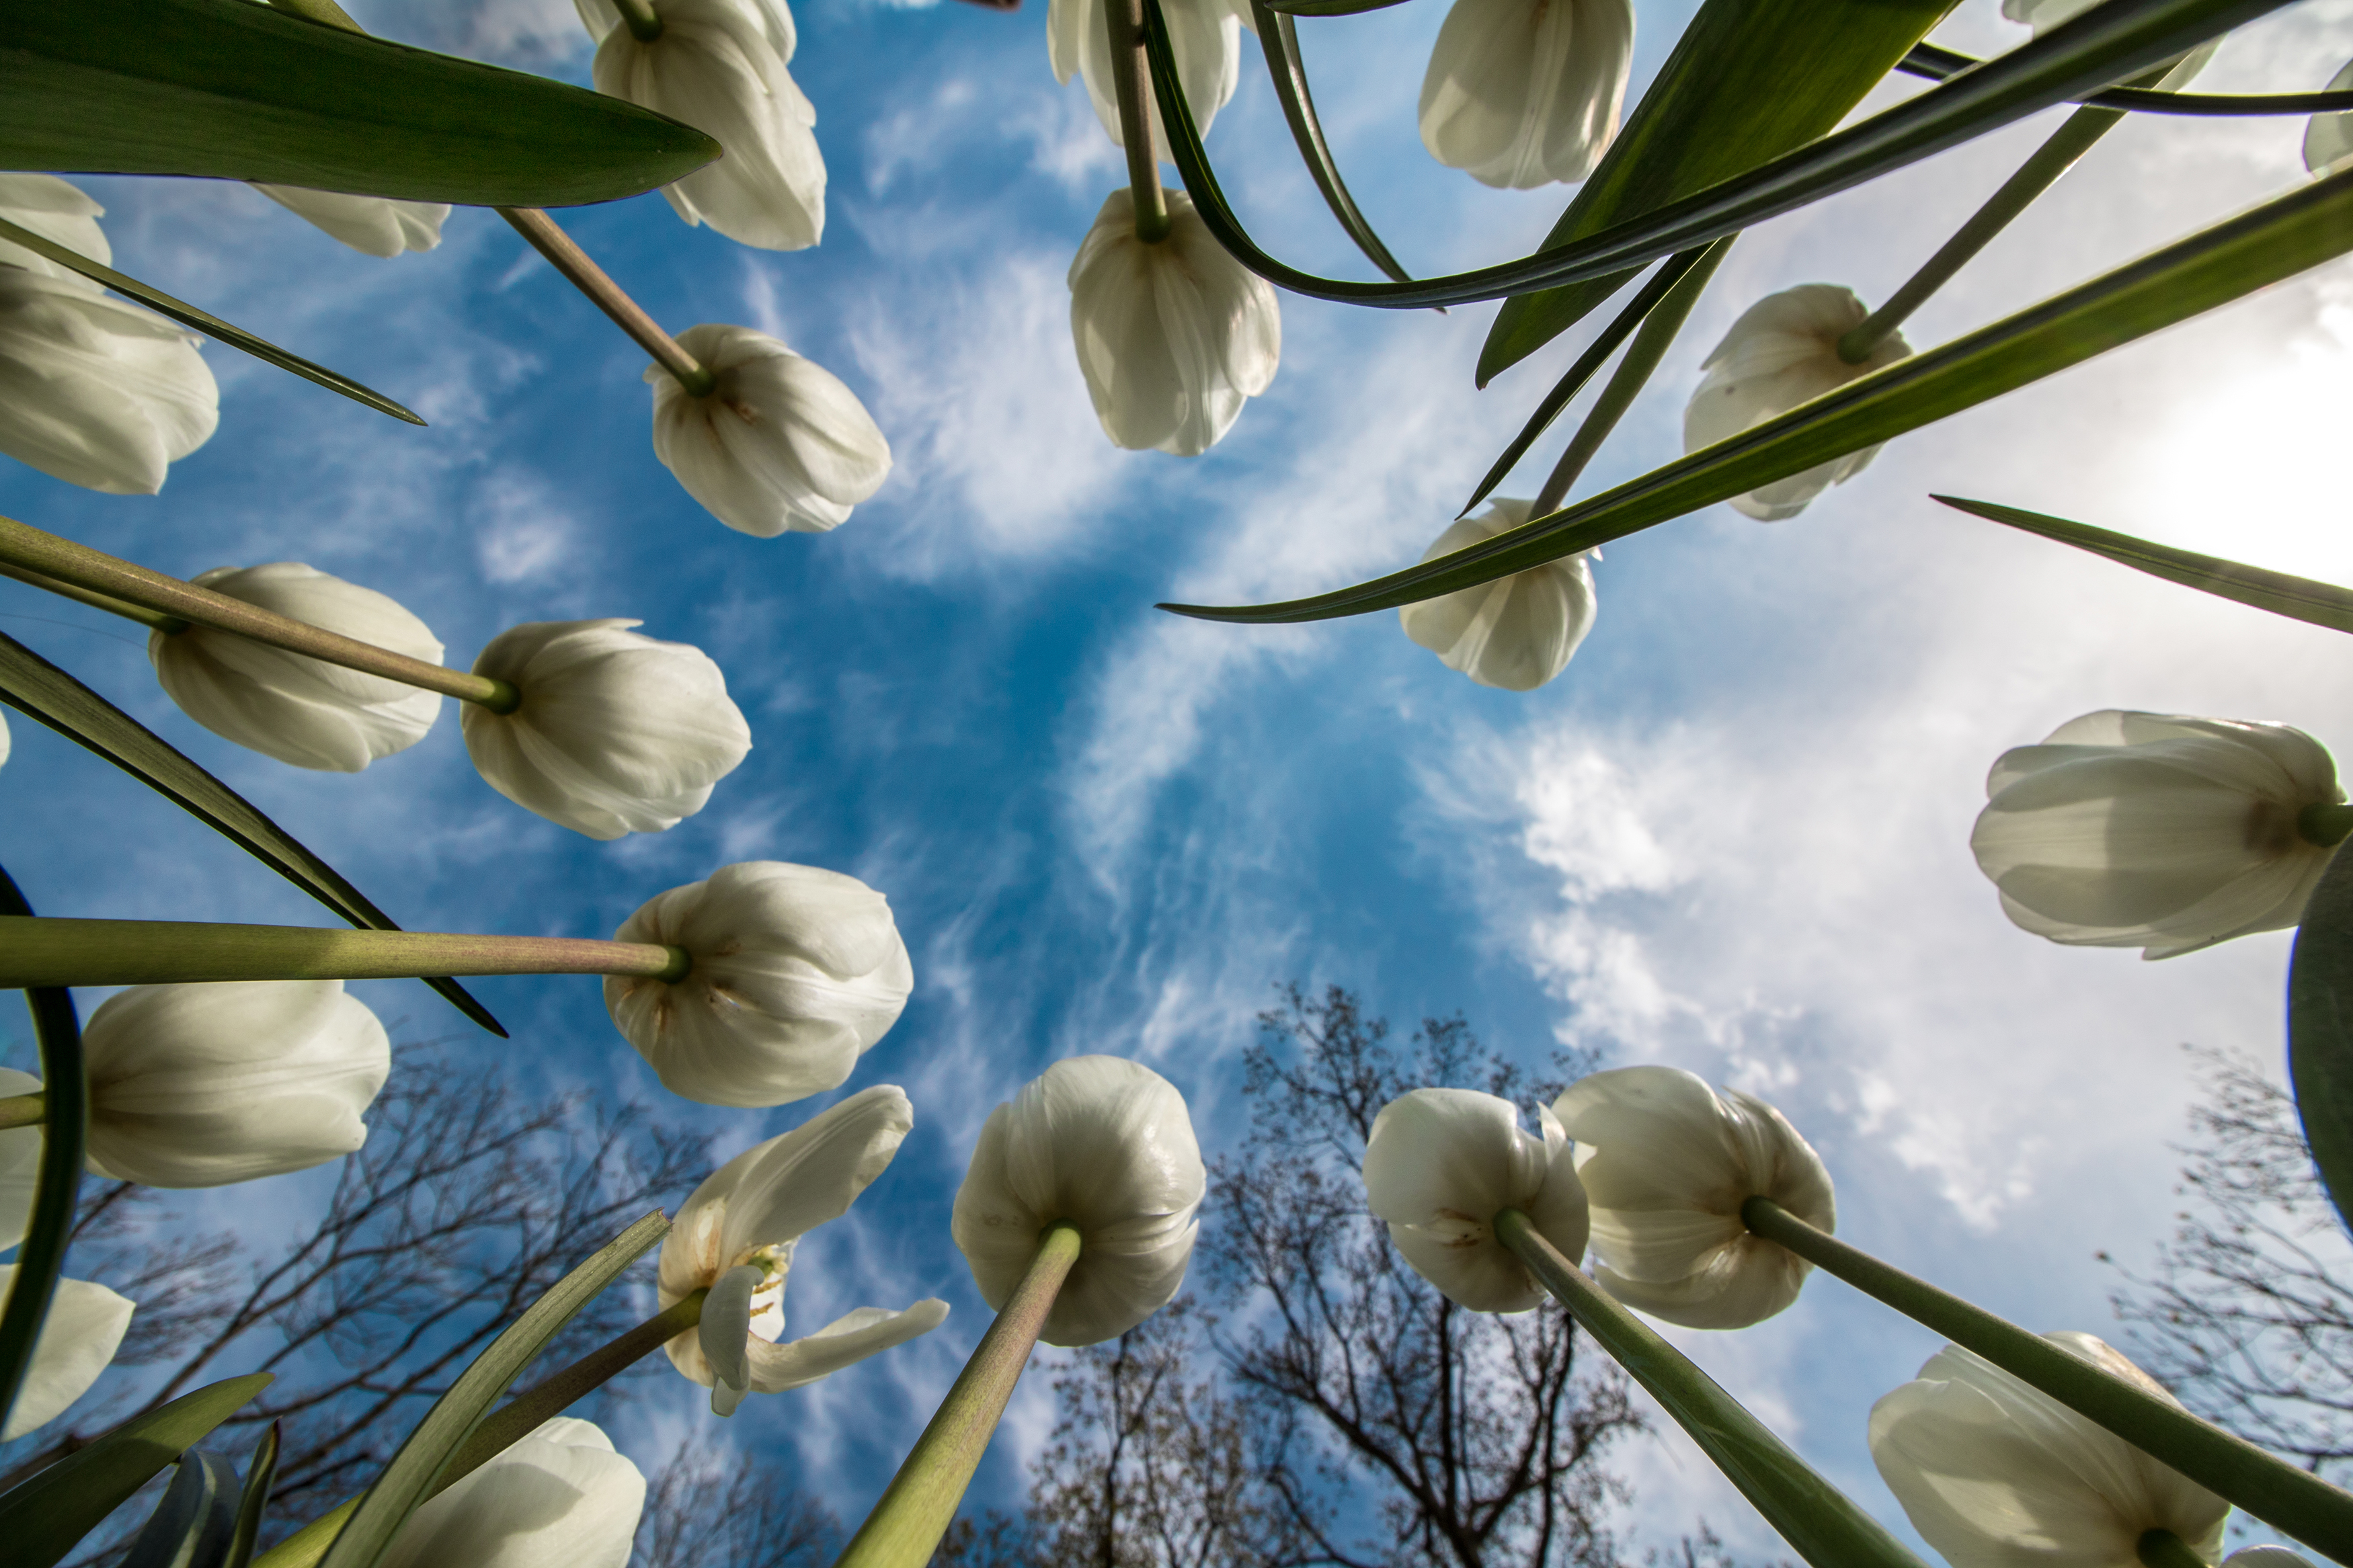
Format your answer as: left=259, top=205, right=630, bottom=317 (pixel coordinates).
left=5, top=0, right=2353, bottom=1556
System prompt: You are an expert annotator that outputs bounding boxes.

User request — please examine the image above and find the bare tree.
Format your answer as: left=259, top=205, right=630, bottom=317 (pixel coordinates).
left=634, top=1428, right=844, bottom=1568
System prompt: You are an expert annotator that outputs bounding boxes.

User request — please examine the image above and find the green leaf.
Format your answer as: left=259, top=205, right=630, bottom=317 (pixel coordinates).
left=1901, top=42, right=2353, bottom=115
left=1259, top=0, right=1412, bottom=13
left=316, top=1212, right=668, bottom=1568
left=122, top=1451, right=240, bottom=1568
left=0, top=1374, right=272, bottom=1568
left=1934, top=497, right=2353, bottom=634
left=224, top=1426, right=279, bottom=1568
left=0, top=218, right=419, bottom=426
left=1159, top=165, right=2353, bottom=624
left=0, top=631, right=504, bottom=1037
left=1247, top=0, right=1414, bottom=285
left=0, top=0, right=718, bottom=206
left=0, top=866, right=84, bottom=1451
left=2291, top=848, right=2353, bottom=1237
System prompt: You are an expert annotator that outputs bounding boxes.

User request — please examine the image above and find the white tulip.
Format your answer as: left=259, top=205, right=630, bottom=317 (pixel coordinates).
left=148, top=563, right=444, bottom=773
left=589, top=0, right=824, bottom=251
left=0, top=1066, right=38, bottom=1251
left=378, top=1417, right=644, bottom=1568
left=0, top=707, right=9, bottom=768
left=0, top=265, right=217, bottom=495
left=1418, top=0, right=1634, bottom=188
left=658, top=1086, right=948, bottom=1415
left=1399, top=501, right=1597, bottom=691
left=461, top=618, right=752, bottom=840
left=649, top=323, right=890, bottom=536
left=1068, top=187, right=1280, bottom=456
left=2002, top=0, right=2216, bottom=89
left=0, top=1270, right=135, bottom=1442
left=1681, top=284, right=1910, bottom=521
left=250, top=186, right=450, bottom=258
left=951, top=1056, right=1205, bottom=1348
left=605, top=861, right=913, bottom=1108
left=1362, top=1087, right=1589, bottom=1314
left=76, top=981, right=390, bottom=1188
left=0, top=175, right=110, bottom=288
left=1971, top=710, right=2344, bottom=959
left=1551, top=1065, right=1833, bottom=1329
left=2305, top=60, right=2353, bottom=174
left=1048, top=0, right=1250, bottom=162
left=1870, top=1333, right=2227, bottom=1568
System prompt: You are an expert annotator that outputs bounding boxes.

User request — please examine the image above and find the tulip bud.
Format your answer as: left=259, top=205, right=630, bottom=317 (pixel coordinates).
left=0, top=174, right=110, bottom=287
left=605, top=861, right=913, bottom=1108
left=378, top=1417, right=645, bottom=1568
left=588, top=0, right=824, bottom=251
left=148, top=563, right=445, bottom=772
left=0, top=1269, right=135, bottom=1441
left=251, top=185, right=450, bottom=258
left=1048, top=0, right=1250, bottom=162
left=1399, top=501, right=1597, bottom=691
left=1681, top=284, right=1909, bottom=521
left=1551, top=1065, right=1833, bottom=1329
left=1362, top=1087, right=1589, bottom=1313
left=1970, top=710, right=2344, bottom=959
left=2306, top=60, right=2353, bottom=175
left=1870, top=1334, right=2227, bottom=1568
left=1417, top=0, right=1634, bottom=188
left=0, top=265, right=218, bottom=495
left=1068, top=188, right=1281, bottom=457
left=648, top=323, right=891, bottom=536
left=952, top=1056, right=1205, bottom=1347
left=461, top=618, right=752, bottom=840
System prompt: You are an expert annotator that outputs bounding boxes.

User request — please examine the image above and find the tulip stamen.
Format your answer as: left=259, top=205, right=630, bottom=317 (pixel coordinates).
left=0, top=1091, right=42, bottom=1131
left=1105, top=0, right=1172, bottom=243
left=497, top=208, right=719, bottom=396
left=613, top=0, right=665, bottom=42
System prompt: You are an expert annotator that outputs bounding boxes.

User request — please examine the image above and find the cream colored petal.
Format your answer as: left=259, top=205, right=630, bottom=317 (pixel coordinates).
left=1364, top=1087, right=1587, bottom=1314
left=0, top=175, right=109, bottom=286
left=1418, top=0, right=1633, bottom=188
left=1072, top=0, right=1242, bottom=158
left=378, top=1417, right=643, bottom=1568
left=746, top=1298, right=949, bottom=1391
left=2307, top=60, right=2353, bottom=172
left=0, top=1270, right=134, bottom=1441
left=251, top=186, right=449, bottom=257
left=0, top=270, right=218, bottom=495
left=0, top=1065, right=39, bottom=1251
left=711, top=1085, right=914, bottom=1264
left=650, top=324, right=890, bottom=536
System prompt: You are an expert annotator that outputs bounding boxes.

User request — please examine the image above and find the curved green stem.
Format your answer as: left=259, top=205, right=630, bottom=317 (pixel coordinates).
left=832, top=1223, right=1083, bottom=1568
left=496, top=209, right=715, bottom=395
left=2136, top=1529, right=2210, bottom=1568
left=2301, top=803, right=2353, bottom=848
left=0, top=869, right=85, bottom=1443
left=0, top=917, right=690, bottom=989
left=1108, top=0, right=1170, bottom=243
left=1743, top=1196, right=2353, bottom=1561
left=1492, top=1209, right=1928, bottom=1568
left=0, top=1092, right=42, bottom=1131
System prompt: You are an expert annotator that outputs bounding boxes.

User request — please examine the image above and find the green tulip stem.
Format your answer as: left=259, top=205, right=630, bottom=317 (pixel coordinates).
left=0, top=917, right=692, bottom=990
left=612, top=0, right=665, bottom=41
left=0, top=515, right=520, bottom=712
left=0, top=1093, right=42, bottom=1131
left=832, top=1222, right=1084, bottom=1568
left=0, top=559, right=187, bottom=633
left=1108, top=0, right=1171, bottom=243
left=2135, top=1530, right=2210, bottom=1568
left=1492, top=1208, right=1930, bottom=1568
left=1741, top=1196, right=2353, bottom=1560
left=496, top=208, right=717, bottom=395
left=2301, top=803, right=2353, bottom=848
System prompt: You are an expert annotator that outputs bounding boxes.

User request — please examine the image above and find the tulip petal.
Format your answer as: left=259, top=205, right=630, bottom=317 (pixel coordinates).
left=1418, top=0, right=1634, bottom=188
left=377, top=1417, right=644, bottom=1568
left=251, top=186, right=450, bottom=257
left=0, top=1066, right=38, bottom=1252
left=0, top=268, right=217, bottom=495
left=747, top=1298, right=950, bottom=1392
left=0, top=1270, right=135, bottom=1441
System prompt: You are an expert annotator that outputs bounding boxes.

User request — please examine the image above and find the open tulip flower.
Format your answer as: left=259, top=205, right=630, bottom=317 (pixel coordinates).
left=461, top=618, right=753, bottom=839
left=0, top=175, right=110, bottom=285
left=649, top=323, right=891, bottom=536
left=1362, top=1087, right=1590, bottom=1313
left=1418, top=0, right=1634, bottom=188
left=606, top=860, right=914, bottom=1108
left=0, top=264, right=218, bottom=495
left=1067, top=188, right=1281, bottom=457
left=1552, top=1065, right=1833, bottom=1329
left=1399, top=501, right=1597, bottom=691
left=379, top=1417, right=645, bottom=1568
left=251, top=185, right=449, bottom=258
left=1681, top=284, right=1910, bottom=520
left=1049, top=0, right=1250, bottom=163
left=1970, top=710, right=2346, bottom=959
left=952, top=1056, right=1205, bottom=1347
left=1870, top=1333, right=2228, bottom=1568
left=0, top=1268, right=135, bottom=1442
left=149, top=563, right=444, bottom=772
left=659, top=1085, right=949, bottom=1417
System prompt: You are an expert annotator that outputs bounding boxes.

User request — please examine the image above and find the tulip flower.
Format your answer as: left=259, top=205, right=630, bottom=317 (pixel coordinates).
left=1417, top=0, right=1634, bottom=188
left=1049, top=0, right=1250, bottom=162
left=1970, top=710, right=2345, bottom=959
left=378, top=1417, right=645, bottom=1568
left=0, top=175, right=110, bottom=286
left=1551, top=1065, right=1834, bottom=1329
left=461, top=618, right=752, bottom=840
left=585, top=0, right=824, bottom=251
left=148, top=563, right=444, bottom=772
left=1681, top=284, right=1910, bottom=521
left=1362, top=1087, right=1590, bottom=1313
left=0, top=1066, right=34, bottom=1251
left=0, top=265, right=218, bottom=495
left=658, top=1085, right=948, bottom=1416
left=605, top=861, right=914, bottom=1108
left=1870, top=1333, right=2227, bottom=1568
left=251, top=185, right=450, bottom=258
left=0, top=1270, right=135, bottom=1442
left=952, top=1056, right=1205, bottom=1347
left=1067, top=188, right=1280, bottom=456
left=648, top=323, right=891, bottom=536
left=2305, top=60, right=2353, bottom=174
left=1398, top=501, right=1597, bottom=691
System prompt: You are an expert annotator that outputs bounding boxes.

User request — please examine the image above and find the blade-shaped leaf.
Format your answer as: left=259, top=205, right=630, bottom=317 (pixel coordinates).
left=1900, top=42, right=2353, bottom=114
left=0, top=866, right=84, bottom=1450
left=0, top=218, right=418, bottom=425
left=0, top=632, right=503, bottom=1036
left=0, top=1374, right=272, bottom=1568
left=1248, top=0, right=1414, bottom=284
left=224, top=1426, right=279, bottom=1568
left=315, top=1212, right=668, bottom=1568
left=2292, top=848, right=2353, bottom=1237
left=0, top=0, right=717, bottom=206
left=1936, top=497, right=2353, bottom=634
left=1158, top=165, right=2353, bottom=623
left=122, top=1451, right=241, bottom=1568
left=1261, top=0, right=1412, bottom=13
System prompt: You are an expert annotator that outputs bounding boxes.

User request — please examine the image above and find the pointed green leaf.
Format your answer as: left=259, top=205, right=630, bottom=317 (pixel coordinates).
left=224, top=1426, right=280, bottom=1568
left=1248, top=0, right=1414, bottom=283
left=0, top=0, right=717, bottom=206
left=1260, top=0, right=1412, bottom=13
left=122, top=1451, right=241, bottom=1568
left=0, top=1375, right=272, bottom=1568
left=1901, top=42, right=2353, bottom=115
left=2292, top=849, right=2353, bottom=1237
left=0, top=631, right=504, bottom=1037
